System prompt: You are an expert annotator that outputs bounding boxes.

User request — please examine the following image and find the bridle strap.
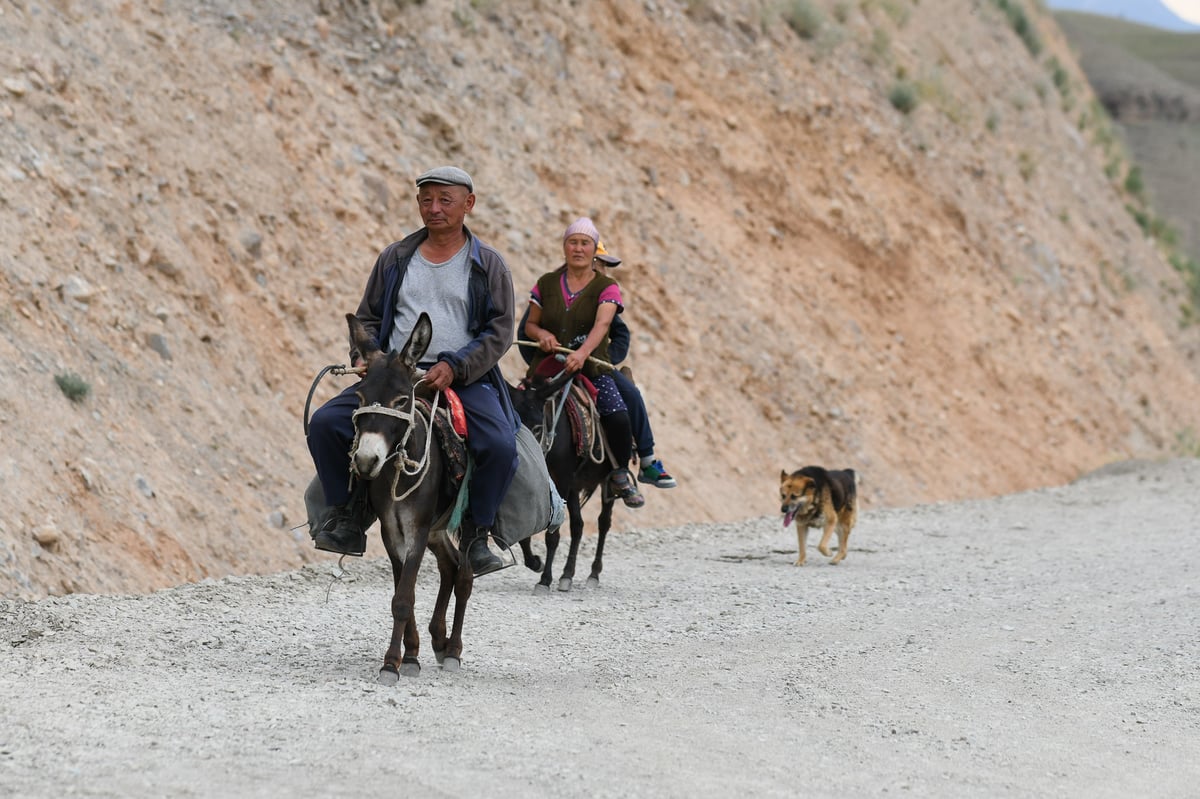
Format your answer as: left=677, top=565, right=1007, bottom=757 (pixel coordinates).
left=351, top=380, right=441, bottom=501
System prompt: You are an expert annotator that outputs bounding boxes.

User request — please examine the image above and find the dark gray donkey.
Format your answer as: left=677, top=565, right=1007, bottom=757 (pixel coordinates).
left=510, top=369, right=619, bottom=593
left=344, top=311, right=474, bottom=683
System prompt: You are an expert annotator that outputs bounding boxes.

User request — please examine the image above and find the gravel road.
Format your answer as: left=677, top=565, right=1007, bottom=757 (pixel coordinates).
left=2, top=458, right=1197, bottom=798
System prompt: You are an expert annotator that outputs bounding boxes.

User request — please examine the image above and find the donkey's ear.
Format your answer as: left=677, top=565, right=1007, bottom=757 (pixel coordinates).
left=346, top=313, right=380, bottom=359
left=399, top=312, right=433, bottom=369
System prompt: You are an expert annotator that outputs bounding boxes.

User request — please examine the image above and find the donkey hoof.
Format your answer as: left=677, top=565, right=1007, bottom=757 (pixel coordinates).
left=399, top=661, right=421, bottom=678
left=586, top=576, right=600, bottom=589
left=433, top=649, right=446, bottom=664
left=378, top=666, right=399, bottom=686
left=533, top=583, right=550, bottom=596
left=557, top=577, right=572, bottom=592
left=441, top=657, right=461, bottom=673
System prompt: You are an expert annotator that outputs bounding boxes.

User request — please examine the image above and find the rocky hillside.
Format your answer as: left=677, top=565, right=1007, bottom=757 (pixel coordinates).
left=3, top=0, right=1200, bottom=599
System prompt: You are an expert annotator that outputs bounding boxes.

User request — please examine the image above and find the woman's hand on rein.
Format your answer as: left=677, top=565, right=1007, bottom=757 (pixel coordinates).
left=563, top=350, right=587, bottom=374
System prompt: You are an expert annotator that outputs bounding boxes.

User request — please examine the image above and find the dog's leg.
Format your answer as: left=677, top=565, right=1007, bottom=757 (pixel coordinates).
left=794, top=524, right=807, bottom=566
left=818, top=517, right=835, bottom=558
left=830, top=516, right=850, bottom=564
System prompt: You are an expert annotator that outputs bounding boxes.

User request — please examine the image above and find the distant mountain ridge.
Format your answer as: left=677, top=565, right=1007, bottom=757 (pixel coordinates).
left=1055, top=10, right=1200, bottom=266
left=1046, top=0, right=1200, bottom=31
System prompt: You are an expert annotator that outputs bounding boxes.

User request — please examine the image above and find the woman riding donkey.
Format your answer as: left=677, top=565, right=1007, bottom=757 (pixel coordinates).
left=518, top=240, right=676, bottom=490
left=524, top=217, right=646, bottom=508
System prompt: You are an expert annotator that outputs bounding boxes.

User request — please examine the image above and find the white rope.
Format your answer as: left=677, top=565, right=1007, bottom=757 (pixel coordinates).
left=583, top=389, right=607, bottom=465
left=351, top=380, right=441, bottom=503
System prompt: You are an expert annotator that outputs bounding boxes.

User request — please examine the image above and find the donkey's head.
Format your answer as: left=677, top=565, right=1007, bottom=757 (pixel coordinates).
left=511, top=356, right=574, bottom=431
left=347, top=312, right=433, bottom=480
left=521, top=356, right=574, bottom=399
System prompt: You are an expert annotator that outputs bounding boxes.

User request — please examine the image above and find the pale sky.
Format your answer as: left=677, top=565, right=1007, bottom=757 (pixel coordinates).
left=1163, top=0, right=1200, bottom=24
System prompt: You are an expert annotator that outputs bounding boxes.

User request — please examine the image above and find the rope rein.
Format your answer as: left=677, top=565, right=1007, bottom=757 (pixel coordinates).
left=539, top=376, right=575, bottom=454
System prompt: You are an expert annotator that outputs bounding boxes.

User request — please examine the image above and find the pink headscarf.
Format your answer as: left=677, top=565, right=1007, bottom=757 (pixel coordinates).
left=562, top=217, right=599, bottom=244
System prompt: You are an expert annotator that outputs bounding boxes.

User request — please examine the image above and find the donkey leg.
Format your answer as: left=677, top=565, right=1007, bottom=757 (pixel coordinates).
left=376, top=548, right=407, bottom=685
left=399, top=614, right=421, bottom=678
left=381, top=550, right=425, bottom=683
left=442, top=551, right=475, bottom=672
left=518, top=536, right=543, bottom=572
left=398, top=544, right=431, bottom=677
left=587, top=499, right=615, bottom=587
left=428, top=543, right=457, bottom=663
left=535, top=527, right=559, bottom=594
left=378, top=599, right=412, bottom=685
left=559, top=493, right=584, bottom=592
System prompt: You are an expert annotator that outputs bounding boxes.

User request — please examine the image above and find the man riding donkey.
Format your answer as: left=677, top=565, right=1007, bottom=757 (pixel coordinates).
left=305, top=165, right=521, bottom=577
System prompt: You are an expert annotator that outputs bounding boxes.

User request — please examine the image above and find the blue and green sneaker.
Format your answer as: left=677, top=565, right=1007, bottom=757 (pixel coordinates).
left=639, top=460, right=677, bottom=489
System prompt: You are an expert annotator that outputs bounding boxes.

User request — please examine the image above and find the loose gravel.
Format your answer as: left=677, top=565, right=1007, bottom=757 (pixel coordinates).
left=2, top=458, right=1197, bottom=798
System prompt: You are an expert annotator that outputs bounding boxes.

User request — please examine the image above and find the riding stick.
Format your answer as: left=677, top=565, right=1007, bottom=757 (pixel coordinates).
left=514, top=340, right=614, bottom=372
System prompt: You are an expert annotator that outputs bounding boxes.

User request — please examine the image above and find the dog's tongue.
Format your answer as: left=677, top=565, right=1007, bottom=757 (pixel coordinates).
left=782, top=511, right=795, bottom=528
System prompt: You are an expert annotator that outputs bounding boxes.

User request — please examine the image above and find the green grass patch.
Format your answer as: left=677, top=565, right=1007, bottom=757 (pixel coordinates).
left=1018, top=150, right=1037, bottom=181
left=992, top=0, right=1042, bottom=56
left=1127, top=204, right=1151, bottom=235
left=1085, top=100, right=1119, bottom=154
left=782, top=0, right=824, bottom=39
left=860, top=0, right=911, bottom=25
left=888, top=80, right=919, bottom=114
left=869, top=25, right=892, bottom=64
left=1047, top=55, right=1073, bottom=110
left=55, top=372, right=91, bottom=403
left=1048, top=57, right=1069, bottom=92
left=1123, top=165, right=1145, bottom=197
left=917, top=73, right=968, bottom=125
left=1170, top=253, right=1200, bottom=325
left=1126, top=204, right=1179, bottom=247
left=1174, top=427, right=1200, bottom=457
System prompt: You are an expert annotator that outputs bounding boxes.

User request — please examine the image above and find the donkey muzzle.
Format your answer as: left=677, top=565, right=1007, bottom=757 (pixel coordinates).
left=351, top=432, right=389, bottom=480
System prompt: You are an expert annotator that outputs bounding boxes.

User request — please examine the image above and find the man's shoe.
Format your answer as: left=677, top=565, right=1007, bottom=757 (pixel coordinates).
left=608, top=469, right=645, bottom=509
left=313, top=507, right=367, bottom=556
left=464, top=526, right=504, bottom=577
left=639, top=459, right=677, bottom=489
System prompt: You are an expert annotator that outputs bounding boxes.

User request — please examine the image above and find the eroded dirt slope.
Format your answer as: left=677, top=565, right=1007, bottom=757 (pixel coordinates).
left=2, top=0, right=1199, bottom=597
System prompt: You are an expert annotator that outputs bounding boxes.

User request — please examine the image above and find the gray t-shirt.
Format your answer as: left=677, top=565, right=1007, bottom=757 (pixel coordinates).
left=391, top=241, right=473, bottom=364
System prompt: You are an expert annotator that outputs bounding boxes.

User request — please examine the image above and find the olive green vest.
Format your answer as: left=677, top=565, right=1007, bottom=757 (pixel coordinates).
left=528, top=266, right=617, bottom=380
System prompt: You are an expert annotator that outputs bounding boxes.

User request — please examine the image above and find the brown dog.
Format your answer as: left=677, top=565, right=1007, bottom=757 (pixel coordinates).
left=779, top=467, right=857, bottom=565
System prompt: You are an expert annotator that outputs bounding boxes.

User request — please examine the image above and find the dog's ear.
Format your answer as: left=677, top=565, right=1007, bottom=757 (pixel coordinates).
left=780, top=469, right=788, bottom=482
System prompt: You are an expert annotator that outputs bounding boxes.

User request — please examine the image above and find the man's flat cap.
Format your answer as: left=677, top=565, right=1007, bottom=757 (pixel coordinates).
left=415, top=166, right=474, bottom=193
